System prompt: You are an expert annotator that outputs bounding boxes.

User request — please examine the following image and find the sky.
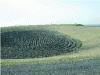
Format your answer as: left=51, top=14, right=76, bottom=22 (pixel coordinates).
left=0, top=0, right=100, bottom=27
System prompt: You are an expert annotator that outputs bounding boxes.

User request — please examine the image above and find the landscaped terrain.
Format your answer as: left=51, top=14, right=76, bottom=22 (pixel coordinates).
left=1, top=24, right=100, bottom=75
left=1, top=30, right=82, bottom=59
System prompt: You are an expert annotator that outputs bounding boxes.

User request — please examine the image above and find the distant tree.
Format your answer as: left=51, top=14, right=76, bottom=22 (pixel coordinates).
left=76, top=24, right=83, bottom=26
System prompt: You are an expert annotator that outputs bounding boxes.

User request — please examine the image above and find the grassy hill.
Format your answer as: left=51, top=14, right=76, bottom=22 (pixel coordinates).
left=1, top=24, right=100, bottom=63
left=1, top=29, right=82, bottom=59
left=1, top=24, right=100, bottom=75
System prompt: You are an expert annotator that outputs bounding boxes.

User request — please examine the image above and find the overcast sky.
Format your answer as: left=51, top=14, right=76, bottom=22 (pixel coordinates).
left=0, top=0, right=100, bottom=27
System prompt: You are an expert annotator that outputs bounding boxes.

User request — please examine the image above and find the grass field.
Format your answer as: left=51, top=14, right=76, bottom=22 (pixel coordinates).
left=1, top=24, right=100, bottom=75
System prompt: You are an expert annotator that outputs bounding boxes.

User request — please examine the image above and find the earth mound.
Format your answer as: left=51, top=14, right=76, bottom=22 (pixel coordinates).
left=1, top=30, right=82, bottom=59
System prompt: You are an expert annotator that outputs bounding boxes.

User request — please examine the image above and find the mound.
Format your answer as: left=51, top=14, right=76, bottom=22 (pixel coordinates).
left=1, top=30, right=82, bottom=59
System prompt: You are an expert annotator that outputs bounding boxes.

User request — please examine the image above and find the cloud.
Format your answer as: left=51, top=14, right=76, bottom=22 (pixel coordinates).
left=0, top=0, right=34, bottom=4
left=0, top=0, right=65, bottom=27
left=0, top=0, right=99, bottom=27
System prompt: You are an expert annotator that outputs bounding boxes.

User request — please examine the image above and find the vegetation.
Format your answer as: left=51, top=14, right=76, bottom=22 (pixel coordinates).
left=1, top=25, right=100, bottom=75
left=76, top=24, right=83, bottom=26
left=1, top=57, right=100, bottom=75
left=1, top=30, right=82, bottom=59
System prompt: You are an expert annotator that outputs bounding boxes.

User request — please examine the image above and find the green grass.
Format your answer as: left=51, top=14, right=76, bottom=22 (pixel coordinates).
left=1, top=25, right=100, bottom=65
left=2, top=57, right=100, bottom=75
left=1, top=30, right=82, bottom=59
left=1, top=24, right=100, bottom=75
left=1, top=24, right=77, bottom=33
